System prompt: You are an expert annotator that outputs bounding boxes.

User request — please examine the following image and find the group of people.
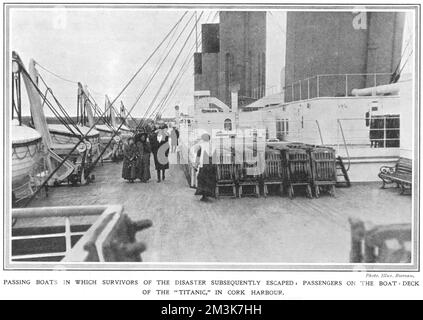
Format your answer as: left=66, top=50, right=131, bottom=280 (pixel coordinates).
left=122, top=123, right=216, bottom=203
left=122, top=123, right=179, bottom=183
left=121, top=132, right=152, bottom=183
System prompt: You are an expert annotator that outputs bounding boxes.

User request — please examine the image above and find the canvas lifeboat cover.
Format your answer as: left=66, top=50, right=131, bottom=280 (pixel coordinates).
left=96, top=124, right=131, bottom=134
left=48, top=124, right=99, bottom=138
left=11, top=121, right=42, bottom=145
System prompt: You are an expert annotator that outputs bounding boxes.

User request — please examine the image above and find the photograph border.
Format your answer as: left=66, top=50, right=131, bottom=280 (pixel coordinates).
left=2, top=2, right=420, bottom=272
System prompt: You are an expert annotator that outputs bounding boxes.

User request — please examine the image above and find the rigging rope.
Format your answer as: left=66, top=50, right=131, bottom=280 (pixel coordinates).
left=86, top=12, right=204, bottom=174
left=135, top=12, right=204, bottom=131
left=150, top=11, right=217, bottom=120
left=80, top=87, right=120, bottom=134
left=146, top=11, right=216, bottom=122
left=36, top=73, right=85, bottom=136
left=127, top=11, right=188, bottom=129
left=34, top=61, right=78, bottom=84
left=132, top=12, right=197, bottom=130
left=150, top=40, right=198, bottom=121
left=20, top=11, right=189, bottom=206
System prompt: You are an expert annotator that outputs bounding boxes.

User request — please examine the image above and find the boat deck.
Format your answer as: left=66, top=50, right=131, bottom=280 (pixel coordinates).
left=26, top=152, right=412, bottom=263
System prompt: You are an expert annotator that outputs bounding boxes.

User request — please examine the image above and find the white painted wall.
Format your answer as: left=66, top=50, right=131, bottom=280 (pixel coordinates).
left=398, top=74, right=413, bottom=159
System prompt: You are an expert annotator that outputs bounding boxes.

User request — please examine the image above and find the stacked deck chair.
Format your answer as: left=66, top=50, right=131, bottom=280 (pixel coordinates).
left=215, top=153, right=237, bottom=198
left=263, top=149, right=285, bottom=197
left=238, top=149, right=263, bottom=198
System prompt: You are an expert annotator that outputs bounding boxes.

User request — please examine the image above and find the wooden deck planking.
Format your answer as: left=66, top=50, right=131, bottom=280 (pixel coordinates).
left=27, top=153, right=412, bottom=263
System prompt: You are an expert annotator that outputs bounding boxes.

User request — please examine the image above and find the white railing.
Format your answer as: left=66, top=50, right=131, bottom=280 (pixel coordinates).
left=283, top=73, right=394, bottom=102
left=337, top=119, right=351, bottom=171
left=11, top=205, right=107, bottom=262
left=336, top=117, right=400, bottom=148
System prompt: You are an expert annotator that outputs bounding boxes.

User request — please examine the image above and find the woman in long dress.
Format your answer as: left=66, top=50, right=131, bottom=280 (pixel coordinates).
left=122, top=137, right=137, bottom=183
left=136, top=132, right=151, bottom=182
left=191, top=133, right=216, bottom=201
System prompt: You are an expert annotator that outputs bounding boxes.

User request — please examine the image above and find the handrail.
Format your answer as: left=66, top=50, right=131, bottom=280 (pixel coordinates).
left=315, top=120, right=324, bottom=145
left=11, top=205, right=110, bottom=262
left=337, top=119, right=351, bottom=171
left=12, top=205, right=108, bottom=219
left=283, top=72, right=394, bottom=102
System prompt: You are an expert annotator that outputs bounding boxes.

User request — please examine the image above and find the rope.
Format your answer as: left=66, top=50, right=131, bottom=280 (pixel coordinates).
left=148, top=11, right=217, bottom=121
left=34, top=61, right=78, bottom=84
left=37, top=74, right=84, bottom=135
left=106, top=11, right=189, bottom=116
left=128, top=12, right=186, bottom=129
left=21, top=11, right=189, bottom=206
left=151, top=41, right=197, bottom=120
left=36, top=74, right=84, bottom=137
left=135, top=12, right=203, bottom=131
left=85, top=12, right=202, bottom=174
left=133, top=12, right=197, bottom=131
left=80, top=86, right=119, bottom=134
left=12, top=141, right=42, bottom=160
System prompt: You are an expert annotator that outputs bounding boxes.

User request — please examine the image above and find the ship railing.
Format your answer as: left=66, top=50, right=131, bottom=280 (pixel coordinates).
left=283, top=73, right=394, bottom=103
left=337, top=119, right=351, bottom=171
left=271, top=116, right=399, bottom=171
left=11, top=205, right=113, bottom=262
left=335, top=116, right=400, bottom=147
left=251, top=85, right=278, bottom=100
left=273, top=119, right=325, bottom=146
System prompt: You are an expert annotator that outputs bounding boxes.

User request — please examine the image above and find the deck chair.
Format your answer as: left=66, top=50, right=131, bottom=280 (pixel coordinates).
left=263, top=151, right=284, bottom=197
left=215, top=154, right=237, bottom=198
left=238, top=150, right=263, bottom=198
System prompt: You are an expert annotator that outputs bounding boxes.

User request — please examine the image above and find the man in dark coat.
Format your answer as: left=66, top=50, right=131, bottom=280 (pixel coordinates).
left=150, top=125, right=170, bottom=182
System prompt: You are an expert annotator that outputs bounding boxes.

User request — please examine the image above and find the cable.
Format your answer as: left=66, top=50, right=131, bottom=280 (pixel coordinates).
left=131, top=12, right=196, bottom=130
left=135, top=12, right=204, bottom=131
left=86, top=12, right=204, bottom=174
left=149, top=11, right=216, bottom=121
left=20, top=12, right=189, bottom=206
left=37, top=73, right=84, bottom=136
left=79, top=85, right=119, bottom=135
left=139, top=11, right=213, bottom=128
left=34, top=61, right=78, bottom=84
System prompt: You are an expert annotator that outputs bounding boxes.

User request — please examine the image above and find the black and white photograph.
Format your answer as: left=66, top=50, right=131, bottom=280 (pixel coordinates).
left=1, top=1, right=421, bottom=300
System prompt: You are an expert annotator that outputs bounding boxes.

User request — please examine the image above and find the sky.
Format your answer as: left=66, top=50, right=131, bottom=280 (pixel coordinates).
left=10, top=8, right=286, bottom=118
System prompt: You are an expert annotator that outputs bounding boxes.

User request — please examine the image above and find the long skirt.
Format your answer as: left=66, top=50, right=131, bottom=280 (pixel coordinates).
left=122, top=159, right=137, bottom=180
left=195, top=164, right=217, bottom=197
left=137, top=153, right=151, bottom=181
left=153, top=151, right=169, bottom=170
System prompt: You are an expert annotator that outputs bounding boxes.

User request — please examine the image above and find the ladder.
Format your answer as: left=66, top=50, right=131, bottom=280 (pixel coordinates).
left=336, top=156, right=351, bottom=187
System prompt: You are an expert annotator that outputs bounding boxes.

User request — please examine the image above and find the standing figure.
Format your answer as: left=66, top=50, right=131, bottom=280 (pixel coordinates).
left=136, top=132, right=151, bottom=182
left=151, top=125, right=170, bottom=183
left=170, top=126, right=179, bottom=153
left=191, top=133, right=216, bottom=201
left=122, top=137, right=137, bottom=183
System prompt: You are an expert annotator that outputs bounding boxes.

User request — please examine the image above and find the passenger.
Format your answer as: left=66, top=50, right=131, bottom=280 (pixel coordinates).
left=122, top=137, right=137, bottom=183
left=170, top=126, right=179, bottom=153
left=191, top=133, right=216, bottom=202
left=136, top=132, right=151, bottom=183
left=151, top=125, right=170, bottom=183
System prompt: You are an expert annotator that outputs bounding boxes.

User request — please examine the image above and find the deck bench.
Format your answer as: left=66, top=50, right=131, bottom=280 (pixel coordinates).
left=378, top=157, right=412, bottom=194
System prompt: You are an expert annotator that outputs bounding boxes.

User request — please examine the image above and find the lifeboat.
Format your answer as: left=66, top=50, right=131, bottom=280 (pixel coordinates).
left=48, top=124, right=100, bottom=159
left=11, top=121, right=44, bottom=200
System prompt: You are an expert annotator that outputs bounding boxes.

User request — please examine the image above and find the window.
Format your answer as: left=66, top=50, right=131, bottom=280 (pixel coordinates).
left=224, top=118, right=232, bottom=131
left=369, top=115, right=400, bottom=148
left=276, top=119, right=289, bottom=141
